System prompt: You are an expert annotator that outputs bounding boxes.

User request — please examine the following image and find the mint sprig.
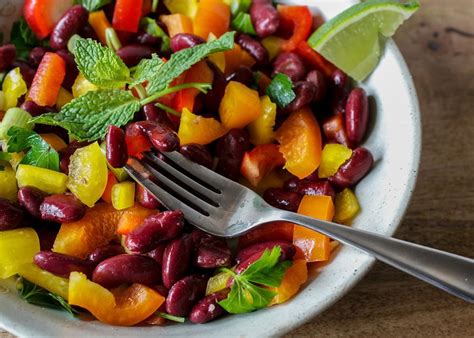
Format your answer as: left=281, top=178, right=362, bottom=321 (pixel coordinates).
left=218, top=246, right=292, bottom=314
left=266, top=73, right=296, bottom=108
left=74, top=0, right=112, bottom=11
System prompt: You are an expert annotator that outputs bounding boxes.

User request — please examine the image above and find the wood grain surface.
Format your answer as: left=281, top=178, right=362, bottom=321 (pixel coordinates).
left=2, top=0, right=473, bottom=337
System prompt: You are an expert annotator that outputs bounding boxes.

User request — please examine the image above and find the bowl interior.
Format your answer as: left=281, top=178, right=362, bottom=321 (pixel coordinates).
left=0, top=0, right=421, bottom=337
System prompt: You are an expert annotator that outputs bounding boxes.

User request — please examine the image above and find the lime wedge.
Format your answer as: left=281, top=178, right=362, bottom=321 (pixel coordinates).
left=308, top=0, right=419, bottom=81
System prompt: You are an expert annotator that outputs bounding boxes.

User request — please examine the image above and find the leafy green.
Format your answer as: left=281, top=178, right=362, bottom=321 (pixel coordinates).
left=131, top=54, right=165, bottom=88
left=74, top=0, right=112, bottom=11
left=141, top=31, right=235, bottom=96
left=230, top=0, right=252, bottom=16
left=157, top=312, right=186, bottom=323
left=266, top=73, right=296, bottom=108
left=17, top=277, right=78, bottom=316
left=140, top=17, right=171, bottom=52
left=72, top=37, right=130, bottom=89
left=231, top=13, right=256, bottom=35
left=218, top=247, right=292, bottom=314
left=7, top=127, right=60, bottom=171
left=9, top=17, right=48, bottom=60
left=31, top=90, right=141, bottom=141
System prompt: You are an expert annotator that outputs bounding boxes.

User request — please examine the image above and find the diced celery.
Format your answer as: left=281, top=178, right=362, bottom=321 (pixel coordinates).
left=17, top=263, right=69, bottom=300
left=0, top=228, right=40, bottom=279
left=334, top=188, right=360, bottom=224
left=0, top=165, right=18, bottom=201
left=111, top=182, right=135, bottom=210
left=0, top=107, right=32, bottom=139
left=318, top=144, right=353, bottom=178
left=16, top=164, right=68, bottom=194
left=2, top=67, right=27, bottom=110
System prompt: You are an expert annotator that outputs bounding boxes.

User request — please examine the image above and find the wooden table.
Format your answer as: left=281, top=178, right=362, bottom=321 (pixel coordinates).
left=2, top=0, right=473, bottom=337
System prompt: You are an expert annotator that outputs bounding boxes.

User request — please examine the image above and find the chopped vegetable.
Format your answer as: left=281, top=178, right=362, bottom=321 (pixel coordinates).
left=16, top=164, right=68, bottom=194
left=334, top=188, right=360, bottom=224
left=0, top=166, right=18, bottom=201
left=0, top=228, right=40, bottom=279
left=240, top=144, right=285, bottom=187
left=2, top=67, right=27, bottom=110
left=219, top=81, right=261, bottom=129
left=266, top=73, right=296, bottom=108
left=101, top=171, right=118, bottom=204
left=23, top=0, right=73, bottom=39
left=295, top=41, right=336, bottom=78
left=277, top=5, right=312, bottom=52
left=111, top=181, right=136, bottom=210
left=163, top=0, right=199, bottom=18
left=56, top=87, right=74, bottom=109
left=40, top=133, right=67, bottom=151
left=178, top=108, right=228, bottom=145
left=318, top=144, right=353, bottom=178
left=194, top=0, right=231, bottom=39
left=17, top=263, right=69, bottom=300
left=269, top=259, right=307, bottom=305
left=71, top=73, right=99, bottom=98
left=112, top=0, right=143, bottom=33
left=206, top=271, right=231, bottom=295
left=223, top=43, right=255, bottom=74
left=0, top=107, right=32, bottom=139
left=248, top=96, right=277, bottom=145
left=88, top=10, right=112, bottom=45
left=231, top=13, right=256, bottom=35
left=116, top=204, right=156, bottom=235
left=160, top=14, right=193, bottom=37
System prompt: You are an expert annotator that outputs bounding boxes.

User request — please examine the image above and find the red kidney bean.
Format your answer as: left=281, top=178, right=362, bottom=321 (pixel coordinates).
left=235, top=241, right=294, bottom=275
left=28, top=47, right=48, bottom=68
left=56, top=49, right=78, bottom=91
left=117, top=45, right=156, bottom=67
left=236, top=33, right=269, bottom=65
left=250, top=0, right=280, bottom=38
left=286, top=180, right=336, bottom=199
left=329, top=147, right=374, bottom=189
left=0, top=44, right=16, bottom=72
left=17, top=187, right=45, bottom=218
left=20, top=101, right=48, bottom=117
left=87, top=244, right=125, bottom=266
left=142, top=103, right=175, bottom=130
left=136, top=121, right=180, bottom=152
left=204, top=60, right=227, bottom=115
left=236, top=240, right=295, bottom=264
left=287, top=81, right=316, bottom=112
left=273, top=52, right=306, bottom=82
left=165, top=274, right=208, bottom=316
left=12, top=61, right=35, bottom=86
left=330, top=69, right=350, bottom=114
left=162, top=237, right=192, bottom=289
left=215, top=129, right=249, bottom=181
left=345, top=88, right=369, bottom=145
left=92, top=254, right=161, bottom=288
left=50, top=5, right=88, bottom=50
left=226, top=66, right=254, bottom=87
left=132, top=31, right=161, bottom=47
left=263, top=188, right=302, bottom=212
left=322, top=113, right=353, bottom=148
left=105, top=125, right=128, bottom=168
left=146, top=243, right=167, bottom=267
left=305, top=69, right=326, bottom=102
left=125, top=210, right=184, bottom=253
left=0, top=198, right=24, bottom=231
left=170, top=33, right=206, bottom=52
left=190, top=290, right=229, bottom=324
left=193, top=237, right=231, bottom=269
left=34, top=251, right=93, bottom=278
left=179, top=143, right=213, bottom=169
left=39, top=194, right=86, bottom=223
left=137, top=185, right=161, bottom=209
left=79, top=24, right=99, bottom=41
left=34, top=223, right=60, bottom=251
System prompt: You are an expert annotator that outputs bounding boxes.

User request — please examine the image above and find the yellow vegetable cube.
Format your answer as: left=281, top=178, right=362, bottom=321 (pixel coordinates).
left=16, top=164, right=68, bottom=194
left=318, top=144, right=353, bottom=178
left=334, top=188, right=360, bottom=224
left=0, top=166, right=18, bottom=201
left=72, top=73, right=98, bottom=98
left=111, top=182, right=135, bottom=210
left=17, top=263, right=69, bottom=300
left=219, top=81, right=261, bottom=129
left=0, top=228, right=40, bottom=279
left=2, top=67, right=27, bottom=110
left=56, top=87, right=74, bottom=109
left=248, top=96, right=277, bottom=145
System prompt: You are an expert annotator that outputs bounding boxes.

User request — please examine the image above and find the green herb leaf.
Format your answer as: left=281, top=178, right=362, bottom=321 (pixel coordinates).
left=266, top=73, right=296, bottom=108
left=218, top=247, right=292, bottom=314
left=157, top=312, right=186, bottom=323
left=230, top=0, right=252, bottom=16
left=31, top=89, right=141, bottom=141
left=73, top=37, right=130, bottom=89
left=9, top=17, right=47, bottom=60
left=74, top=0, right=112, bottom=11
left=0, top=151, right=12, bottom=162
left=17, top=277, right=78, bottom=316
left=231, top=13, right=257, bottom=35
left=6, top=127, right=60, bottom=171
left=140, top=17, right=171, bottom=52
left=143, top=31, right=235, bottom=96
left=131, top=54, right=165, bottom=88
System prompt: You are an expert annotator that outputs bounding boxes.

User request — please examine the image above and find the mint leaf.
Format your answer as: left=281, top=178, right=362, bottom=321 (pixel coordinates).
left=7, top=127, right=60, bottom=171
left=32, top=90, right=140, bottom=141
left=74, top=0, right=112, bottom=11
left=231, top=13, right=256, bottom=35
left=73, top=37, right=130, bottom=89
left=131, top=54, right=165, bottom=88
left=10, top=17, right=47, bottom=60
left=144, top=31, right=235, bottom=96
left=140, top=17, right=171, bottom=52
left=266, top=73, right=296, bottom=108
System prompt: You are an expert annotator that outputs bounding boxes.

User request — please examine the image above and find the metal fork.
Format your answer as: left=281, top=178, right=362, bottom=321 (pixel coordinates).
left=125, top=151, right=474, bottom=303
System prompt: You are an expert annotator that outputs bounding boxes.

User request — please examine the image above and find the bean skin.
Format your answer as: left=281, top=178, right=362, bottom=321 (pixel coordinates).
left=0, top=44, right=16, bottom=72
left=117, top=45, right=156, bottom=67
left=273, top=52, right=306, bottom=82
left=162, top=237, right=192, bottom=289
left=142, top=104, right=175, bottom=130
left=345, top=88, right=369, bottom=145
left=55, top=49, right=78, bottom=91
left=106, top=125, right=128, bottom=168
left=180, top=143, right=213, bottom=169
left=190, top=290, right=229, bottom=324
left=236, top=33, right=269, bottom=65
left=204, top=60, right=227, bottom=115
left=12, top=61, right=35, bottom=87
left=17, top=186, right=45, bottom=218
left=250, top=0, right=280, bottom=38
left=329, top=147, right=374, bottom=189
left=0, top=198, right=24, bottom=231
left=193, top=237, right=232, bottom=269
left=87, top=244, right=125, bottom=266
left=305, top=70, right=327, bottom=102
left=146, top=243, right=167, bottom=267
left=137, top=185, right=161, bottom=209
left=285, top=179, right=336, bottom=199
left=287, top=81, right=316, bottom=112
left=39, top=194, right=86, bottom=223
left=50, top=5, right=89, bottom=50
left=170, top=33, right=206, bottom=52
left=136, top=121, right=180, bottom=153
left=28, top=47, right=48, bottom=68
left=215, top=129, right=249, bottom=181
left=236, top=240, right=295, bottom=264
left=132, top=31, right=161, bottom=47
left=330, top=69, right=350, bottom=114
left=166, top=274, right=208, bottom=317
left=322, top=113, right=353, bottom=148
left=263, top=188, right=302, bottom=212
left=34, top=251, right=93, bottom=278
left=226, top=66, right=254, bottom=87
left=92, top=254, right=161, bottom=288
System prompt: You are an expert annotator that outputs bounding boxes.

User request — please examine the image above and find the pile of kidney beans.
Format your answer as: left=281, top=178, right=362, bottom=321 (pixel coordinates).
left=0, top=0, right=374, bottom=325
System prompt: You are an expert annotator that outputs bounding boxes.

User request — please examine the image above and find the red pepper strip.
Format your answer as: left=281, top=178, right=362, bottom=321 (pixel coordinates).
left=295, top=41, right=337, bottom=78
left=277, top=5, right=312, bottom=52
left=113, top=0, right=143, bottom=33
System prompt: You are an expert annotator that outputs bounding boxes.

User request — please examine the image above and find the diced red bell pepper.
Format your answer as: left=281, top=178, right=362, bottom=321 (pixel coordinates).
left=295, top=41, right=337, bottom=78
left=277, top=5, right=312, bottom=52
left=28, top=52, right=66, bottom=107
left=125, top=124, right=152, bottom=158
left=101, top=171, right=118, bottom=204
left=113, top=0, right=143, bottom=33
left=23, top=0, right=73, bottom=39
left=240, top=144, right=285, bottom=187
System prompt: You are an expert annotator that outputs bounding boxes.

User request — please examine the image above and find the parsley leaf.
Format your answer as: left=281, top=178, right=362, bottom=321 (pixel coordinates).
left=218, top=247, right=292, bottom=314
left=6, top=127, right=60, bottom=171
left=140, top=17, right=171, bottom=52
left=31, top=89, right=141, bottom=141
left=266, top=73, right=296, bottom=108
left=74, top=0, right=112, bottom=11
left=10, top=17, right=47, bottom=60
left=73, top=37, right=130, bottom=89
left=231, top=13, right=257, bottom=35
left=142, top=31, right=235, bottom=96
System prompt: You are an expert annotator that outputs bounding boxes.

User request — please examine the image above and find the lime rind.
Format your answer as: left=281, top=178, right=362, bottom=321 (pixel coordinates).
left=308, top=0, right=420, bottom=81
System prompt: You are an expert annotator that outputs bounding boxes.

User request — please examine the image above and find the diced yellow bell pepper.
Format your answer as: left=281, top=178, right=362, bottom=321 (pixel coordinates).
left=0, top=228, right=40, bottom=279
left=205, top=271, right=230, bottom=296
left=0, top=165, right=18, bottom=201
left=334, top=188, right=360, bottom=224
left=72, top=73, right=98, bottom=98
left=318, top=144, right=352, bottom=178
left=56, top=87, right=74, bottom=109
left=111, top=182, right=135, bottom=210
left=219, top=81, right=261, bottom=129
left=261, top=36, right=285, bottom=61
left=0, top=90, right=5, bottom=111
left=178, top=108, right=228, bottom=145
left=2, top=67, right=27, bottom=110
left=207, top=33, right=226, bottom=73
left=16, top=164, right=68, bottom=194
left=164, top=0, right=199, bottom=17
left=17, top=263, right=69, bottom=300
left=248, top=96, right=277, bottom=145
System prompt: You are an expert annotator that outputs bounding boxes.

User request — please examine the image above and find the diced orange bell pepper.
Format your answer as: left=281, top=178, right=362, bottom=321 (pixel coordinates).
left=223, top=44, right=256, bottom=75
left=113, top=0, right=143, bottom=33
left=69, top=272, right=164, bottom=326
left=269, top=259, right=308, bottom=305
left=160, top=14, right=193, bottom=37
left=238, top=221, right=294, bottom=249
left=101, top=171, right=119, bottom=204
left=89, top=11, right=112, bottom=45
left=295, top=41, right=337, bottom=78
left=40, top=133, right=67, bottom=151
left=276, top=108, right=322, bottom=179
left=53, top=203, right=124, bottom=258
left=240, top=144, right=285, bottom=187
left=293, top=195, right=334, bottom=262
left=116, top=204, right=156, bottom=235
left=219, top=81, right=261, bottom=129
left=173, top=61, right=214, bottom=113
left=277, top=5, right=312, bottom=52
left=178, top=108, right=228, bottom=145
left=248, top=95, right=277, bottom=145
left=28, top=52, right=65, bottom=107
left=193, top=0, right=230, bottom=39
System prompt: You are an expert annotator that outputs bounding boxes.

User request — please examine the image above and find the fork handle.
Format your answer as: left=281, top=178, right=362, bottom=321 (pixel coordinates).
left=279, top=212, right=474, bottom=303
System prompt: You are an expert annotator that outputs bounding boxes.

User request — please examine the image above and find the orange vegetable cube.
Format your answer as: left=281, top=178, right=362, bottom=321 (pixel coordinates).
left=193, top=0, right=230, bottom=39
left=116, top=204, right=156, bottom=235
left=219, top=81, right=261, bottom=129
left=269, top=259, right=308, bottom=305
left=28, top=53, right=65, bottom=107
left=223, top=43, right=256, bottom=74
left=240, top=144, right=285, bottom=187
left=178, top=108, right=228, bottom=145
left=160, top=14, right=193, bottom=37
left=101, top=171, right=119, bottom=204
left=88, top=11, right=112, bottom=45
left=40, top=133, right=67, bottom=151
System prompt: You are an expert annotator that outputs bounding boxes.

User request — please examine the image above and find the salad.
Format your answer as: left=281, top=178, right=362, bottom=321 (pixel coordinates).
left=0, top=0, right=418, bottom=327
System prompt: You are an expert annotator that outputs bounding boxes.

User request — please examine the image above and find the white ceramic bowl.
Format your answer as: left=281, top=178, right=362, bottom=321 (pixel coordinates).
left=0, top=0, right=421, bottom=336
